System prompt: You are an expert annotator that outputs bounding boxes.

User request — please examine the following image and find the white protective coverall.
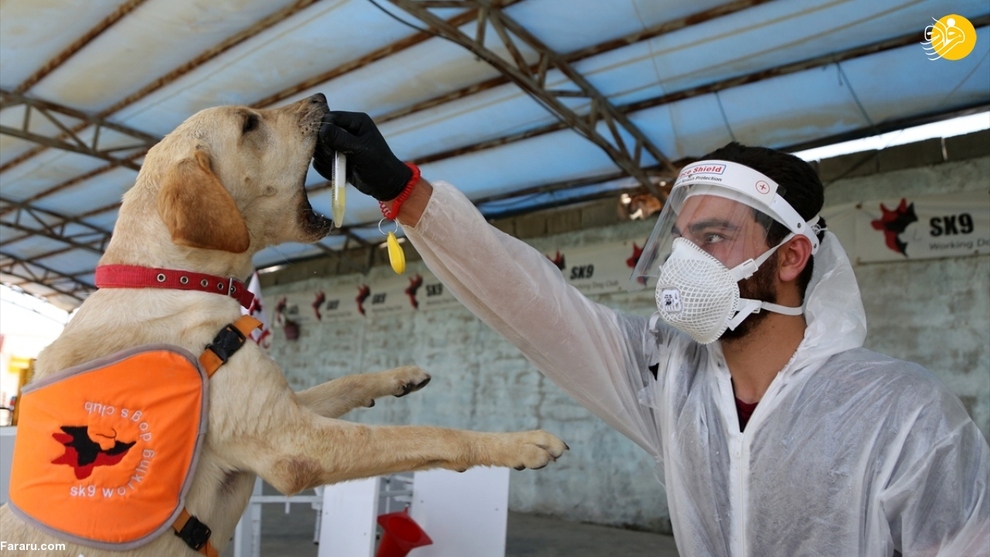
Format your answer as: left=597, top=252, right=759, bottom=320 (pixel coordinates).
left=402, top=181, right=990, bottom=557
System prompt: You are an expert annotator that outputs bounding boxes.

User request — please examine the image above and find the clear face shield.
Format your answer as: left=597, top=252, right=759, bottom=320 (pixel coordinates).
left=629, top=160, right=821, bottom=344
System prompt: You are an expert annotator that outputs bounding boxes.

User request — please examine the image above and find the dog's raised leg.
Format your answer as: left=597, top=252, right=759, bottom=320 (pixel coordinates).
left=295, top=366, right=431, bottom=418
left=228, top=413, right=569, bottom=496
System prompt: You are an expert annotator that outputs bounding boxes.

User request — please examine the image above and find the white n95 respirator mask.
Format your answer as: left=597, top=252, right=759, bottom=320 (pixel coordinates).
left=655, top=237, right=799, bottom=344
left=630, top=160, right=821, bottom=344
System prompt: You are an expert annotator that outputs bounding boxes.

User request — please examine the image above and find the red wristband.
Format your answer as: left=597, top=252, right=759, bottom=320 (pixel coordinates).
left=380, top=162, right=421, bottom=220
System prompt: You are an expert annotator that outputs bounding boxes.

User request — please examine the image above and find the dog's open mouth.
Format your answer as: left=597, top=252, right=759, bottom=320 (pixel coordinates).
left=300, top=201, right=332, bottom=238
left=299, top=150, right=332, bottom=239
left=298, top=181, right=333, bottom=239
left=298, top=97, right=333, bottom=240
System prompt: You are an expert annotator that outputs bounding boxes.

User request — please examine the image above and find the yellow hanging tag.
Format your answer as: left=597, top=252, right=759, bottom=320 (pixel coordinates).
left=331, top=152, right=346, bottom=226
left=387, top=231, right=406, bottom=274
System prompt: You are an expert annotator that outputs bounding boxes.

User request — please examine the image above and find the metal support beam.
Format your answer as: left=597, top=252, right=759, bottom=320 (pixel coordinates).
left=0, top=252, right=92, bottom=304
left=0, top=89, right=158, bottom=171
left=374, top=0, right=769, bottom=126
left=384, top=0, right=674, bottom=198
left=0, top=164, right=135, bottom=216
left=0, top=196, right=112, bottom=255
left=250, top=1, right=522, bottom=109
left=391, top=24, right=965, bottom=171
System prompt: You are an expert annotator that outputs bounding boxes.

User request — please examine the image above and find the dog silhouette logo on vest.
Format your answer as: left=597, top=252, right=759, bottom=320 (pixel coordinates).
left=51, top=425, right=137, bottom=480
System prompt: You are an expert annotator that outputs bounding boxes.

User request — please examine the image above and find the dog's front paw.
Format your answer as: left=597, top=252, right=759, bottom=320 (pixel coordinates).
left=389, top=365, right=431, bottom=397
left=496, top=430, right=569, bottom=470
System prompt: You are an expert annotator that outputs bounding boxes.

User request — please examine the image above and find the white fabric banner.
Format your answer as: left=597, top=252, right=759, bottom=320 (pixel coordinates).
left=542, top=238, right=644, bottom=296
left=272, top=273, right=463, bottom=324
left=268, top=238, right=647, bottom=324
left=822, top=191, right=990, bottom=263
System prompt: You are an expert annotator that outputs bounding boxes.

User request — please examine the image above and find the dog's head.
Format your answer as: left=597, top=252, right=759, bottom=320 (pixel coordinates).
left=106, top=94, right=332, bottom=269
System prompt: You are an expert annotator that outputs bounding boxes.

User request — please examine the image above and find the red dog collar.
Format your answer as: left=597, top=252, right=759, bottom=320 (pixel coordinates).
left=95, top=265, right=255, bottom=310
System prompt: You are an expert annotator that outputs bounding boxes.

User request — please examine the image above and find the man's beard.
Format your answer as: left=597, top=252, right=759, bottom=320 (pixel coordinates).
left=721, top=251, right=778, bottom=342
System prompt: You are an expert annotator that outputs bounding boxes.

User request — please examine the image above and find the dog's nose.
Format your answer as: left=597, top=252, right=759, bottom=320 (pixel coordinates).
left=309, top=93, right=327, bottom=106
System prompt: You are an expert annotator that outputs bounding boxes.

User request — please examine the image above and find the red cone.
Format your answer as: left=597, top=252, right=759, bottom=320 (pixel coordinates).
left=375, top=508, right=433, bottom=557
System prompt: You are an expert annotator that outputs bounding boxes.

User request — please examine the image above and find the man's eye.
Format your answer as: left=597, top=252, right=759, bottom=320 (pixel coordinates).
left=243, top=114, right=259, bottom=134
left=703, top=233, right=724, bottom=244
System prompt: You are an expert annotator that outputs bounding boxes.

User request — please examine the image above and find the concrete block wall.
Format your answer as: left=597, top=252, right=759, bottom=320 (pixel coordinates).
left=261, top=132, right=989, bottom=534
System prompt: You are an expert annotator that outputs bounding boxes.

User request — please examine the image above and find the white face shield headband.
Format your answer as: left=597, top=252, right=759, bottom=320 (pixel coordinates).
left=630, top=160, right=822, bottom=344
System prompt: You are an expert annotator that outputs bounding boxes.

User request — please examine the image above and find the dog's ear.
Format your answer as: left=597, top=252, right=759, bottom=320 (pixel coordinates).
left=157, top=149, right=251, bottom=253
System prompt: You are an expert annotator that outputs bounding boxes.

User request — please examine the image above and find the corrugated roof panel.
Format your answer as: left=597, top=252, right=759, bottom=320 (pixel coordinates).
left=21, top=111, right=85, bottom=139
left=0, top=134, right=38, bottom=168
left=416, top=128, right=619, bottom=200
left=0, top=233, right=69, bottom=260
left=718, top=39, right=990, bottom=150
left=628, top=94, right=735, bottom=160
left=266, top=11, right=551, bottom=115
left=110, top=1, right=425, bottom=131
left=0, top=0, right=130, bottom=89
left=504, top=0, right=726, bottom=54
left=33, top=167, right=135, bottom=215
left=7, top=279, right=59, bottom=302
left=281, top=35, right=508, bottom=118
left=381, top=85, right=557, bottom=160
left=0, top=149, right=116, bottom=200
left=35, top=249, right=101, bottom=275
left=0, top=225, right=25, bottom=243
left=571, top=41, right=668, bottom=107
left=0, top=104, right=28, bottom=126
left=57, top=221, right=111, bottom=245
left=83, top=125, right=155, bottom=154
left=839, top=29, right=990, bottom=123
left=81, top=210, right=121, bottom=232
left=588, top=114, right=662, bottom=168
left=27, top=0, right=314, bottom=112
left=717, top=66, right=872, bottom=150
left=575, top=0, right=983, bottom=107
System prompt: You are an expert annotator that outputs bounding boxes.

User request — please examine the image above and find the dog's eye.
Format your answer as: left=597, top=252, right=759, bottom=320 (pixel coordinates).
left=242, top=114, right=259, bottom=134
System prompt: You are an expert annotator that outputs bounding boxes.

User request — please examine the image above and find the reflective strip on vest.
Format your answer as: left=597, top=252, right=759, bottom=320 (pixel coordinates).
left=7, top=345, right=208, bottom=551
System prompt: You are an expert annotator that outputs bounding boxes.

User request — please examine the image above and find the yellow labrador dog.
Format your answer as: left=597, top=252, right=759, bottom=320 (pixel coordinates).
left=0, top=93, right=566, bottom=556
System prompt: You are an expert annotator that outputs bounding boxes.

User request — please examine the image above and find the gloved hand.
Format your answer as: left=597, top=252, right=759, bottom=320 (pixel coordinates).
left=313, top=111, right=412, bottom=201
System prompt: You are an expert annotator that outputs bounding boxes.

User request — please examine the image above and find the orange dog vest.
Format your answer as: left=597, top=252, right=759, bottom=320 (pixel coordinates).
left=8, top=316, right=260, bottom=555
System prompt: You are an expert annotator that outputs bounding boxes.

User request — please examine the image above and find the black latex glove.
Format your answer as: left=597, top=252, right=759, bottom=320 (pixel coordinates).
left=313, top=111, right=412, bottom=201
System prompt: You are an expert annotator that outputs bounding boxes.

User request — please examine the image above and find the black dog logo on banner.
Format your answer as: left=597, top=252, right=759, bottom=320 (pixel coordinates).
left=871, top=198, right=917, bottom=256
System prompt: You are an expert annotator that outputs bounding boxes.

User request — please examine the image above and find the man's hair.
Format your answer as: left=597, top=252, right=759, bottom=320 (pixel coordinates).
left=700, top=142, right=825, bottom=298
